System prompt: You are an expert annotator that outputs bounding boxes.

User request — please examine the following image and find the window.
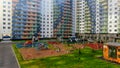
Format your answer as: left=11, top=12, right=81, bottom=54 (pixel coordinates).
left=8, top=23, right=10, bottom=25
left=8, top=19, right=11, bottom=21
left=8, top=2, right=11, bottom=4
left=3, top=14, right=6, bottom=16
left=118, top=55, right=120, bottom=58
left=114, top=25, right=117, bottom=27
left=115, top=8, right=117, bottom=10
left=8, top=6, right=10, bottom=8
left=3, top=27, right=6, bottom=29
left=3, top=22, right=6, bottom=25
left=115, top=16, right=117, bottom=18
left=114, top=29, right=117, bottom=32
left=8, top=27, right=10, bottom=29
left=8, top=14, right=10, bottom=16
left=118, top=49, right=120, bottom=52
left=109, top=46, right=117, bottom=58
left=3, top=5, right=6, bottom=8
left=3, top=18, right=6, bottom=20
left=3, top=1, right=6, bottom=4
left=3, top=10, right=6, bottom=12
left=109, top=30, right=112, bottom=32
left=115, top=12, right=117, bottom=14
left=8, top=10, right=10, bottom=12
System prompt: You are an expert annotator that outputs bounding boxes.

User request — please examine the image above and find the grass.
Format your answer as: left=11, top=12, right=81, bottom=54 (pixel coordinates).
left=13, top=44, right=120, bottom=68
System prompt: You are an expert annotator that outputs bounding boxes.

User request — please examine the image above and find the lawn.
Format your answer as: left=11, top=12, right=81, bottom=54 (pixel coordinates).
left=13, top=44, right=120, bottom=68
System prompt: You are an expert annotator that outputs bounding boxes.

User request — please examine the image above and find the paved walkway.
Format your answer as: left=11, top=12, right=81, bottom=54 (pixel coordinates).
left=0, top=42, right=19, bottom=68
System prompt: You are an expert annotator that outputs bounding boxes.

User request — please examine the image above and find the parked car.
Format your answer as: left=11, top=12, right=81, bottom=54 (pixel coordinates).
left=2, top=36, right=11, bottom=41
left=68, top=36, right=78, bottom=43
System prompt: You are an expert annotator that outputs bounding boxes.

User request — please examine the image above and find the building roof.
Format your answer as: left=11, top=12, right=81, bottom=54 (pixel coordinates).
left=105, top=42, right=120, bottom=46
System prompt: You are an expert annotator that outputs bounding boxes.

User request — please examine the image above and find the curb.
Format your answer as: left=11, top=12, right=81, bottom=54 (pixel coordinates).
left=11, top=46, right=21, bottom=68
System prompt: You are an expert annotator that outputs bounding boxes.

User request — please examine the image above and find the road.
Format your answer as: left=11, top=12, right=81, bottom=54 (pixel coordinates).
left=0, top=42, right=19, bottom=68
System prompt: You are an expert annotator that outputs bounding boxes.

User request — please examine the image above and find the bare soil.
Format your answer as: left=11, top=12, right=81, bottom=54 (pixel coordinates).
left=19, top=43, right=70, bottom=60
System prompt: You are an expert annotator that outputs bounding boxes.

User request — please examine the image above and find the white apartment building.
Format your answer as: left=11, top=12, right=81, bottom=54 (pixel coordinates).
left=0, top=0, right=12, bottom=39
left=76, top=0, right=100, bottom=34
left=95, top=0, right=100, bottom=33
left=75, top=0, right=120, bottom=34
left=40, top=0, right=53, bottom=38
left=76, top=0, right=86, bottom=33
left=108, top=0, right=120, bottom=33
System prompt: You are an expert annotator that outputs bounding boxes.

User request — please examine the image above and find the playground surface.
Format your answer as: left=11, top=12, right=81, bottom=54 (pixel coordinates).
left=18, top=42, right=85, bottom=60
left=19, top=43, right=68, bottom=60
left=16, top=40, right=104, bottom=60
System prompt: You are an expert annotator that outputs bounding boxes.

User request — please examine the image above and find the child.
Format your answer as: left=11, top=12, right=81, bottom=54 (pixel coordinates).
left=32, top=35, right=39, bottom=47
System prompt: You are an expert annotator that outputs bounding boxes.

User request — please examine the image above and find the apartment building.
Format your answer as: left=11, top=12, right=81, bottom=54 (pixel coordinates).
left=108, top=0, right=120, bottom=33
left=0, top=0, right=12, bottom=39
left=40, top=0, right=53, bottom=38
left=76, top=0, right=100, bottom=34
left=75, top=0, right=120, bottom=42
left=72, top=0, right=76, bottom=36
left=0, top=0, right=120, bottom=40
left=53, top=0, right=73, bottom=38
left=99, top=0, right=108, bottom=33
left=12, top=0, right=41, bottom=39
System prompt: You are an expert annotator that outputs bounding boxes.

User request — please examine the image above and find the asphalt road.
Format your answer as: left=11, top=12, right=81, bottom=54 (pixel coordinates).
left=0, top=42, right=19, bottom=68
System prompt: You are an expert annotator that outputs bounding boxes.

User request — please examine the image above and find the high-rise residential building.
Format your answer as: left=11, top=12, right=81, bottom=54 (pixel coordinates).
left=12, top=0, right=41, bottom=39
left=108, top=0, right=120, bottom=33
left=75, top=0, right=120, bottom=34
left=74, top=0, right=120, bottom=42
left=72, top=0, right=76, bottom=36
left=99, top=0, right=108, bottom=33
left=53, top=0, right=73, bottom=38
left=76, top=0, right=97, bottom=34
left=1, top=0, right=120, bottom=40
left=0, top=0, right=12, bottom=39
left=40, top=0, right=53, bottom=38
left=76, top=0, right=86, bottom=33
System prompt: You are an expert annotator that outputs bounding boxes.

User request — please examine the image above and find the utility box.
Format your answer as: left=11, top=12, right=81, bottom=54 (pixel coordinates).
left=103, top=42, right=120, bottom=63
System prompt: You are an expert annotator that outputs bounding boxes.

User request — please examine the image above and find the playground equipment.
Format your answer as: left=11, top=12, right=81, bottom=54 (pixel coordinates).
left=36, top=43, right=48, bottom=50
left=23, top=40, right=32, bottom=47
left=103, top=42, right=120, bottom=63
left=67, top=37, right=87, bottom=44
left=16, top=41, right=48, bottom=50
left=67, top=37, right=78, bottom=43
left=16, top=40, right=32, bottom=48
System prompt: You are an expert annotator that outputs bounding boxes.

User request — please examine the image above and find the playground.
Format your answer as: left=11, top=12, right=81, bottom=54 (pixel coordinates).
left=15, top=38, right=104, bottom=60
left=16, top=40, right=85, bottom=60
left=12, top=38, right=120, bottom=68
left=13, top=43, right=120, bottom=68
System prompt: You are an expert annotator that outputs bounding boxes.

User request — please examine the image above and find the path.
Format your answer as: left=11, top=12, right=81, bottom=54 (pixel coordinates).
left=0, top=41, right=19, bottom=68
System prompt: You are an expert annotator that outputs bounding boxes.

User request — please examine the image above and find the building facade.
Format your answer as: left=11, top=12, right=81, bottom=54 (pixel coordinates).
left=75, top=0, right=101, bottom=34
left=40, top=0, right=53, bottom=38
left=108, top=0, right=120, bottom=33
left=75, top=0, right=120, bottom=34
left=0, top=0, right=120, bottom=40
left=72, top=0, right=76, bottom=36
left=99, top=0, right=108, bottom=33
left=12, top=0, right=41, bottom=39
left=53, top=0, right=73, bottom=38
left=75, top=0, right=120, bottom=42
left=0, top=0, right=12, bottom=39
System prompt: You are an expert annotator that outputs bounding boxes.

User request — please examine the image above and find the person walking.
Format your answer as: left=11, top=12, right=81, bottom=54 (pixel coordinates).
left=32, top=35, right=39, bottom=47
